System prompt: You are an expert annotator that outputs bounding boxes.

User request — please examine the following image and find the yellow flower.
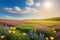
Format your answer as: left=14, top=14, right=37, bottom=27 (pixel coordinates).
left=50, top=37, right=54, bottom=40
left=10, top=27, right=13, bottom=29
left=53, top=31, right=56, bottom=33
left=52, top=28, right=55, bottom=30
left=12, top=31, right=15, bottom=33
left=1, top=35, right=5, bottom=39
left=45, top=37, right=49, bottom=40
left=13, top=27, right=16, bottom=30
left=23, top=33, right=26, bottom=35
left=9, top=30, right=12, bottom=33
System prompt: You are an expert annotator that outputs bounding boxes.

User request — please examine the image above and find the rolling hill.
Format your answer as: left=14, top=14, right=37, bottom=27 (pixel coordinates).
left=0, top=17, right=60, bottom=26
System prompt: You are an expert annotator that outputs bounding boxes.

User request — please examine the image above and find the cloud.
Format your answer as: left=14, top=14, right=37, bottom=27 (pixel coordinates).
left=4, top=6, right=22, bottom=13
left=21, top=7, right=31, bottom=13
left=13, top=6, right=21, bottom=11
left=4, top=15, right=12, bottom=18
left=4, top=6, right=30, bottom=14
left=4, top=6, right=40, bottom=14
left=4, top=0, right=41, bottom=14
left=3, top=15, right=30, bottom=20
left=35, top=2, right=41, bottom=7
left=3, top=0, right=60, bottom=20
left=25, top=0, right=34, bottom=6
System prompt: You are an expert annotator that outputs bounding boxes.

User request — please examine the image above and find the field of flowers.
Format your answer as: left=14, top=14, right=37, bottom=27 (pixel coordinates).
left=0, top=23, right=60, bottom=40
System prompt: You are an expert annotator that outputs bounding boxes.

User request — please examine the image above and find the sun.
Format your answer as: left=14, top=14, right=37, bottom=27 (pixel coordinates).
left=44, top=1, right=52, bottom=8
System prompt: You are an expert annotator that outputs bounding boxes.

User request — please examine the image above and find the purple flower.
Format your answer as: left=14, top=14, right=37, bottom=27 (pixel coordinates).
left=0, top=20, right=19, bottom=25
left=36, top=35, right=38, bottom=40
left=55, top=32, right=60, bottom=38
left=39, top=33, right=44, bottom=40
left=36, top=26, right=48, bottom=31
left=29, top=30, right=33, bottom=35
left=53, top=25, right=60, bottom=29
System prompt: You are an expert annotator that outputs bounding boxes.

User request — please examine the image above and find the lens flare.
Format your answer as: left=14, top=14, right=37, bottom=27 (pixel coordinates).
left=44, top=1, right=52, bottom=8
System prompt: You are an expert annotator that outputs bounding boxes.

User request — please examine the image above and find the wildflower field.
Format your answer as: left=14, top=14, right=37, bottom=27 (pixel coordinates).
left=0, top=20, right=60, bottom=40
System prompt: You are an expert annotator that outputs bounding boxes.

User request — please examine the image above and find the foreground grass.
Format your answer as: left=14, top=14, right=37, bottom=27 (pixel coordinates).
left=0, top=20, right=60, bottom=40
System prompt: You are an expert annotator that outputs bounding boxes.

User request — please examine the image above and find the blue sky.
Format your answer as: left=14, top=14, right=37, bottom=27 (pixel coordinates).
left=0, top=0, right=60, bottom=20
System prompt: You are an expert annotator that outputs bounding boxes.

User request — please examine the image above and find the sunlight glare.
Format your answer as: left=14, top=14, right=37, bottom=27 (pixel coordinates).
left=44, top=1, right=52, bottom=8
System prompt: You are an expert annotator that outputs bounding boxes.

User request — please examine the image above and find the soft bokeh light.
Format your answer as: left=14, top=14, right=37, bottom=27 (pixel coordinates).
left=23, top=33, right=26, bottom=35
left=13, top=31, right=15, bottom=33
left=45, top=37, right=49, bottom=40
left=9, top=30, right=12, bottom=33
left=44, top=1, right=52, bottom=8
left=1, top=35, right=5, bottom=39
left=50, top=37, right=54, bottom=40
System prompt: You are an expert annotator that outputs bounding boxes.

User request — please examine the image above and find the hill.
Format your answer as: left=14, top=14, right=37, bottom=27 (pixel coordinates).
left=0, top=17, right=60, bottom=26
left=44, top=17, right=60, bottom=21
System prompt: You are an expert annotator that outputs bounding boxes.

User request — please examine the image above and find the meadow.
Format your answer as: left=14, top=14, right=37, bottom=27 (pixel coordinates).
left=0, top=19, right=60, bottom=40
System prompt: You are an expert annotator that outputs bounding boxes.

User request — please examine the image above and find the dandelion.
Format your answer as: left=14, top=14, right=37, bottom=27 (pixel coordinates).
left=1, top=35, right=5, bottom=39
left=45, top=37, right=49, bottom=40
left=12, top=31, right=15, bottom=33
left=10, top=27, right=13, bottom=29
left=9, top=30, right=12, bottom=33
left=23, top=33, right=26, bottom=36
left=50, top=37, right=54, bottom=40
left=53, top=30, right=56, bottom=33
left=52, top=28, right=55, bottom=30
left=13, top=27, right=16, bottom=30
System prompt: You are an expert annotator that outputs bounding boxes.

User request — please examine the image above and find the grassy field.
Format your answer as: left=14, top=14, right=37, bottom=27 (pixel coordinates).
left=21, top=20, right=60, bottom=26
left=0, top=19, right=60, bottom=40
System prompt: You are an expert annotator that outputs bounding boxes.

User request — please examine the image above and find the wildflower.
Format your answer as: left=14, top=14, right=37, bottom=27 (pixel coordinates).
left=53, top=31, right=56, bottom=33
left=29, top=30, right=33, bottom=35
left=12, top=31, right=15, bottom=33
left=50, top=37, right=54, bottom=40
left=9, top=30, right=12, bottom=33
left=45, top=37, right=49, bottom=40
left=13, top=27, right=16, bottom=30
left=10, top=27, right=13, bottom=29
left=23, top=33, right=26, bottom=35
left=52, top=28, right=55, bottom=30
left=1, top=35, right=5, bottom=39
left=39, top=33, right=44, bottom=40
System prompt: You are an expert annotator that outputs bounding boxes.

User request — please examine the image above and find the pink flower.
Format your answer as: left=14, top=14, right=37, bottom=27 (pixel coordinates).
left=55, top=32, right=60, bottom=38
left=36, top=26, right=48, bottom=31
left=0, top=20, right=19, bottom=25
left=53, top=25, right=60, bottom=29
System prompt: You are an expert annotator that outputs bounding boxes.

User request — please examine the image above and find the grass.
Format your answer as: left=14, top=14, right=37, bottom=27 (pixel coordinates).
left=22, top=20, right=60, bottom=26
left=0, top=19, right=60, bottom=40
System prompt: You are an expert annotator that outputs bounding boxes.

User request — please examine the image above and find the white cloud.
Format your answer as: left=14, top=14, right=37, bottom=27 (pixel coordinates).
left=21, top=7, right=31, bottom=13
left=13, top=6, right=21, bottom=11
left=25, top=0, right=34, bottom=6
left=3, top=0, right=60, bottom=20
left=4, top=0, right=41, bottom=14
left=4, top=6, right=40, bottom=14
left=4, top=15, right=12, bottom=18
left=4, top=6, right=31, bottom=14
left=4, top=6, right=22, bottom=13
left=31, top=8, right=39, bottom=13
left=35, top=2, right=41, bottom=7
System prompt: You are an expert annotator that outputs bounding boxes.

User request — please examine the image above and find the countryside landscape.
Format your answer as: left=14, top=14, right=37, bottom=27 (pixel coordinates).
left=0, top=0, right=60, bottom=40
left=0, top=17, right=60, bottom=40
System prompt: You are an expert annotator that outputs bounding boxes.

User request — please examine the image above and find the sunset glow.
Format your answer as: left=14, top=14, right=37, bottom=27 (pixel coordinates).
left=44, top=1, right=52, bottom=8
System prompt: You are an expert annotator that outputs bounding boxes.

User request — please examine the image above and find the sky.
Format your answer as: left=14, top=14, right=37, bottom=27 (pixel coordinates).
left=0, top=0, right=60, bottom=20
